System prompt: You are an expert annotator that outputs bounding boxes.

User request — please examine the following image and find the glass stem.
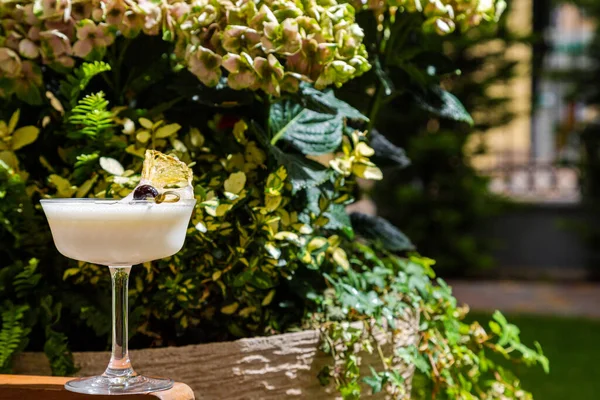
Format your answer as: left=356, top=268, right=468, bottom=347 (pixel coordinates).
left=104, top=266, right=136, bottom=378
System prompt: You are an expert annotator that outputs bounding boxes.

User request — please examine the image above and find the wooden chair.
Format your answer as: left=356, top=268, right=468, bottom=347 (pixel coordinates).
left=0, top=375, right=195, bottom=400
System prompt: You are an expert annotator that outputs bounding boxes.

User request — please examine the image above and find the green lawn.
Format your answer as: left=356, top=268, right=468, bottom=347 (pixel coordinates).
left=470, top=313, right=600, bottom=400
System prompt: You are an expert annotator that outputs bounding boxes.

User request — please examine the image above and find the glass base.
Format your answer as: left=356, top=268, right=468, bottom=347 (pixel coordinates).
left=64, top=374, right=174, bottom=395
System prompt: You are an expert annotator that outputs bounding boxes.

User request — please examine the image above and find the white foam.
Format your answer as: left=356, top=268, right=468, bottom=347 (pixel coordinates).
left=41, top=200, right=195, bottom=266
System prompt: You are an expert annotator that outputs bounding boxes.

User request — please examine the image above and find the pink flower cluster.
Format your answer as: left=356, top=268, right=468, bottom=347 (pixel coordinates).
left=351, top=0, right=506, bottom=35
left=0, top=0, right=370, bottom=98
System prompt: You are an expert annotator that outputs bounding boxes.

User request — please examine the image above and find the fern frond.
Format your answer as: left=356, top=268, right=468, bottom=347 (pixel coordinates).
left=44, top=328, right=77, bottom=376
left=13, top=258, right=41, bottom=299
left=69, top=92, right=114, bottom=138
left=0, top=302, right=30, bottom=371
left=59, top=61, right=111, bottom=108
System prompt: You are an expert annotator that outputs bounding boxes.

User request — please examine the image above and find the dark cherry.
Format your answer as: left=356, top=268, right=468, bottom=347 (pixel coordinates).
left=133, top=184, right=159, bottom=200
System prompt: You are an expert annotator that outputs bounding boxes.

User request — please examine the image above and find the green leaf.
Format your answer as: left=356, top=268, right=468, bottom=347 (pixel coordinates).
left=388, top=370, right=405, bottom=387
left=413, top=85, right=474, bottom=125
left=73, top=153, right=100, bottom=183
left=250, top=270, right=275, bottom=289
left=317, top=366, right=331, bottom=386
left=59, top=61, right=111, bottom=108
left=323, top=204, right=351, bottom=230
left=68, top=92, right=114, bottom=138
left=224, top=171, right=246, bottom=194
left=369, top=129, right=410, bottom=169
left=48, top=174, right=76, bottom=198
left=339, top=380, right=361, bottom=398
left=300, top=85, right=368, bottom=122
left=233, top=270, right=252, bottom=287
left=304, top=186, right=351, bottom=230
left=221, top=302, right=239, bottom=315
left=8, top=110, right=20, bottom=133
left=13, top=258, right=41, bottom=298
left=11, top=126, right=39, bottom=151
left=75, top=176, right=98, bottom=198
left=79, top=306, right=110, bottom=337
left=269, top=99, right=343, bottom=155
left=270, top=146, right=331, bottom=194
left=492, top=310, right=521, bottom=347
left=350, top=213, right=414, bottom=252
left=15, top=82, right=43, bottom=106
left=534, top=341, right=550, bottom=374
left=363, top=367, right=383, bottom=394
left=0, top=151, right=18, bottom=170
left=396, top=345, right=431, bottom=375
left=374, top=58, right=394, bottom=96
left=44, top=328, right=76, bottom=376
left=0, top=302, right=30, bottom=371
left=155, top=123, right=181, bottom=138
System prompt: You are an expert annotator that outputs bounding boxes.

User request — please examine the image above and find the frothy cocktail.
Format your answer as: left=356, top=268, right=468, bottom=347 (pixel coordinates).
left=42, top=199, right=194, bottom=266
left=40, top=150, right=196, bottom=395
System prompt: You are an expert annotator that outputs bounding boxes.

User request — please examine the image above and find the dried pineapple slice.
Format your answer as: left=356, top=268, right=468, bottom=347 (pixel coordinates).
left=141, top=150, right=192, bottom=190
left=123, top=150, right=194, bottom=202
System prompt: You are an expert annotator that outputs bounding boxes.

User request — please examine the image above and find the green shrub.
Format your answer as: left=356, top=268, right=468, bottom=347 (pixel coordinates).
left=0, top=0, right=546, bottom=398
left=352, top=7, right=521, bottom=276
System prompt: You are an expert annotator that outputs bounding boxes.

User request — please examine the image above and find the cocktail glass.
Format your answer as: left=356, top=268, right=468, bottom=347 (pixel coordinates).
left=40, top=198, right=196, bottom=395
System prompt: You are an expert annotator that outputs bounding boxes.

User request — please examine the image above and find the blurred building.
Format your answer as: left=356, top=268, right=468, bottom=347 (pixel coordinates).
left=471, top=1, right=596, bottom=279
left=472, top=0, right=595, bottom=204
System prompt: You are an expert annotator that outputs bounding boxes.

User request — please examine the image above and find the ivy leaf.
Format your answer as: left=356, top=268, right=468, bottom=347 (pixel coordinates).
left=534, top=342, right=550, bottom=374
left=363, top=367, right=384, bottom=394
left=270, top=146, right=330, bottom=194
left=269, top=99, right=343, bottom=155
left=396, top=345, right=431, bottom=375
left=369, top=129, right=410, bottom=169
left=339, top=381, right=361, bottom=398
left=350, top=213, right=414, bottom=252
left=388, top=370, right=405, bottom=387
left=492, top=310, right=521, bottom=347
left=413, top=85, right=473, bottom=126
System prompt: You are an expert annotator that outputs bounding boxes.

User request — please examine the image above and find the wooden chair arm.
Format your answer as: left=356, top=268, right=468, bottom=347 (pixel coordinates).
left=0, top=375, right=195, bottom=400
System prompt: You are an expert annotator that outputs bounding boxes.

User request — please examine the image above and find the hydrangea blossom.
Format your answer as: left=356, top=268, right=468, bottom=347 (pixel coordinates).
left=0, top=0, right=370, bottom=99
left=350, top=0, right=507, bottom=35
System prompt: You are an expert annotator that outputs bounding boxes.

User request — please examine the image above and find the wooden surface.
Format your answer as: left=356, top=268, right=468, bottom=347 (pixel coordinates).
left=14, top=316, right=418, bottom=399
left=0, top=375, right=194, bottom=400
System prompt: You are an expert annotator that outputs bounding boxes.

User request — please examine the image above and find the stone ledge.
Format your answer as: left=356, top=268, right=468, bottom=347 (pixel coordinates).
left=14, top=316, right=418, bottom=400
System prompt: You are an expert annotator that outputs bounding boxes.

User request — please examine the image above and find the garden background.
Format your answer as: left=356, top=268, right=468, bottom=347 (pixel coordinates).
left=1, top=0, right=599, bottom=398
